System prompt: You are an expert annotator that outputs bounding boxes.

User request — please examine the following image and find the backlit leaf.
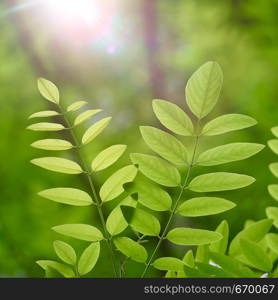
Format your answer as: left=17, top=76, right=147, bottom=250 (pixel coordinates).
left=269, top=163, right=278, bottom=178
left=78, top=242, right=100, bottom=275
left=31, top=139, right=73, bottom=151
left=67, top=101, right=87, bottom=112
left=209, top=220, right=229, bottom=254
left=268, top=184, right=278, bottom=201
left=31, top=157, right=83, bottom=174
left=28, top=110, right=59, bottom=119
left=74, top=109, right=102, bottom=126
left=37, top=78, right=59, bottom=104
left=268, top=139, right=278, bottom=155
left=36, top=260, right=74, bottom=278
left=271, top=127, right=278, bottom=138
left=53, top=240, right=76, bottom=265
left=153, top=257, right=184, bottom=271
left=27, top=122, right=65, bottom=131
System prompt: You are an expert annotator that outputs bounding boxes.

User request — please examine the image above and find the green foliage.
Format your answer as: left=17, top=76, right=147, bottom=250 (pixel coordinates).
left=78, top=242, right=100, bottom=275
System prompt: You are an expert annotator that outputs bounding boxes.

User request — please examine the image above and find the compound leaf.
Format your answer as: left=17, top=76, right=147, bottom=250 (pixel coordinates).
left=36, top=260, right=74, bottom=278
left=74, top=109, right=102, bottom=126
left=27, top=122, right=65, bottom=131
left=78, top=242, right=100, bottom=275
left=31, top=139, right=73, bottom=151
left=37, top=78, right=59, bottom=104
left=53, top=240, right=76, bottom=265
left=28, top=110, right=59, bottom=119
left=67, top=101, right=87, bottom=112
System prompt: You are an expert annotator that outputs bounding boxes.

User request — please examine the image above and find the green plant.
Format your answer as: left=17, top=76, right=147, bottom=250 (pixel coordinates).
left=28, top=62, right=266, bottom=278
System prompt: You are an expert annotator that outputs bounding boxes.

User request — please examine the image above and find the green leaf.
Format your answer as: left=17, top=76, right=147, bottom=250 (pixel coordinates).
left=113, top=237, right=147, bottom=263
left=266, top=233, right=278, bottom=255
left=202, top=114, right=257, bottom=136
left=268, top=139, right=278, bottom=155
left=74, top=109, right=102, bottom=126
left=38, top=188, right=93, bottom=206
left=269, top=163, right=278, bottom=178
left=27, top=122, right=65, bottom=131
left=177, top=197, right=235, bottom=217
left=130, top=153, right=181, bottom=187
left=67, top=101, right=87, bottom=112
left=78, top=242, right=100, bottom=275
left=124, top=208, right=161, bottom=236
left=271, top=127, right=278, bottom=138
left=152, top=99, right=193, bottom=136
left=183, top=250, right=195, bottom=267
left=165, top=271, right=177, bottom=278
left=183, top=265, right=208, bottom=278
left=229, top=219, right=273, bottom=256
left=166, top=228, right=222, bottom=246
left=28, top=110, right=59, bottom=119
left=37, top=78, right=59, bottom=104
left=99, top=165, right=137, bottom=202
left=188, top=172, right=255, bottom=192
left=185, top=61, right=223, bottom=119
left=31, top=157, right=83, bottom=174
left=31, top=139, right=73, bottom=151
left=140, top=126, right=188, bottom=165
left=52, top=224, right=103, bottom=242
left=209, top=220, right=229, bottom=254
left=45, top=266, right=63, bottom=278
left=53, top=240, right=76, bottom=265
left=266, top=207, right=278, bottom=228
left=197, top=143, right=264, bottom=166
left=268, top=184, right=278, bottom=201
left=195, top=262, right=234, bottom=278
left=239, top=239, right=272, bottom=272
left=36, top=260, right=74, bottom=278
left=91, top=145, right=126, bottom=172
left=124, top=180, right=172, bottom=211
left=153, top=257, right=184, bottom=271
left=82, top=117, right=112, bottom=145
left=195, top=245, right=209, bottom=263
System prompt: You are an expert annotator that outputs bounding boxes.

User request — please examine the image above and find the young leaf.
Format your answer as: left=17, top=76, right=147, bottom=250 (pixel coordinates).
left=31, top=157, right=83, bottom=174
left=188, top=172, right=255, bottom=192
left=82, top=117, right=112, bottom=145
left=166, top=228, right=222, bottom=246
left=74, top=109, right=102, bottom=126
left=152, top=99, right=193, bottom=136
left=36, top=260, right=74, bottom=278
left=195, top=245, right=209, bottom=263
left=113, top=237, right=147, bottom=263
left=266, top=233, right=278, bottom=255
left=37, top=78, right=59, bottom=104
left=38, top=188, right=93, bottom=206
left=52, top=224, right=103, bottom=242
left=78, top=242, right=100, bottom=275
left=269, top=163, right=278, bottom=178
left=140, top=126, right=188, bottom=165
left=202, top=114, right=257, bottom=136
left=239, top=239, right=272, bottom=272
left=165, top=271, right=177, bottom=278
left=185, top=61, right=223, bottom=119
left=183, top=250, right=195, bottom=267
left=130, top=153, right=181, bottom=187
left=53, top=240, right=76, bottom=265
left=91, top=144, right=127, bottom=172
left=271, top=126, right=278, bottom=138
left=67, top=100, right=87, bottom=112
left=153, top=257, right=184, bottom=271
left=209, top=220, right=229, bottom=254
left=124, top=180, right=172, bottom=211
left=28, top=110, right=59, bottom=119
left=229, top=219, right=273, bottom=256
left=268, top=139, right=278, bottom=155
left=31, top=139, right=73, bottom=151
left=268, top=184, right=278, bottom=201
left=266, top=207, right=278, bottom=228
left=196, top=143, right=264, bottom=166
left=27, top=122, right=65, bottom=131
left=177, top=197, right=235, bottom=217
left=99, top=165, right=137, bottom=202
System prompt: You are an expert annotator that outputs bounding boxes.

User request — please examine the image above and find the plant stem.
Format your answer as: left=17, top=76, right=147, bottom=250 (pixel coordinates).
left=141, top=131, right=200, bottom=278
left=60, top=107, right=118, bottom=278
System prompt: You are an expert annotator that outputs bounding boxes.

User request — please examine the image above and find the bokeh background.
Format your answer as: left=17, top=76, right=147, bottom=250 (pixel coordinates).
left=0, top=0, right=277, bottom=277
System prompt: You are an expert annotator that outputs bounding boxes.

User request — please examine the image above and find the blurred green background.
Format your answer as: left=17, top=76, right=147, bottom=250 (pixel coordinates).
left=0, top=0, right=277, bottom=277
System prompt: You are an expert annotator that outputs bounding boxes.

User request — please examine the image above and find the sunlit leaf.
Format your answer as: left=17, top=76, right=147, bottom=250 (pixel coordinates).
left=195, top=262, right=234, bottom=278
left=28, top=110, right=59, bottom=119
left=166, top=228, right=222, bottom=245
left=74, top=109, right=102, bottom=126
left=91, top=144, right=126, bottom=172
left=188, top=172, right=255, bottom=192
left=37, top=78, right=59, bottom=104
left=82, top=117, right=112, bottom=145
left=209, top=220, right=229, bottom=254
left=130, top=153, right=181, bottom=187
left=177, top=197, right=235, bottom=217
left=266, top=207, right=278, bottom=228
left=152, top=99, right=193, bottom=136
left=165, top=271, right=177, bottom=278
left=53, top=240, right=76, bottom=265
left=36, top=260, right=74, bottom=278
left=38, top=187, right=93, bottom=206
left=185, top=61, right=223, bottom=119
left=78, top=242, right=100, bottom=275
left=268, top=139, right=278, bottom=155
left=27, top=122, right=65, bottom=131
left=140, top=126, right=188, bottom=165
left=113, top=237, right=147, bottom=263
left=31, top=157, right=83, bottom=174
left=45, top=266, right=63, bottom=278
left=271, top=127, right=278, bottom=138
left=195, top=245, right=209, bottom=263
left=202, top=114, right=257, bottom=136
left=67, top=101, right=87, bottom=112
left=99, top=165, right=137, bottom=202
left=196, top=143, right=264, bottom=166
left=31, top=139, right=73, bottom=151
left=269, top=163, right=278, bottom=178
left=52, top=224, right=103, bottom=242
left=183, top=250, right=195, bottom=267
left=153, top=257, right=184, bottom=271
left=268, top=184, right=278, bottom=201
left=266, top=233, right=278, bottom=255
